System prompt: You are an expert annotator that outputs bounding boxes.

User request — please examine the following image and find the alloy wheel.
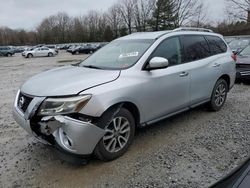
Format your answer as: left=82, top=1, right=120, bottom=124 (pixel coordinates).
left=214, top=83, right=226, bottom=107
left=103, top=117, right=131, bottom=153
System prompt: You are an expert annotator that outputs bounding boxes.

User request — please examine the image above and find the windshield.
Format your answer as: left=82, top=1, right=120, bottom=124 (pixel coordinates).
left=229, top=39, right=250, bottom=50
left=79, top=39, right=154, bottom=70
left=240, top=45, right=250, bottom=56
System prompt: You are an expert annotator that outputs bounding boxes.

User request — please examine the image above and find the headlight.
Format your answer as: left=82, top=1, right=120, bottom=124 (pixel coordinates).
left=38, top=95, right=91, bottom=116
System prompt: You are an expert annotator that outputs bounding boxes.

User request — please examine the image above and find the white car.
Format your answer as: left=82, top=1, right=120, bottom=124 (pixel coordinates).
left=22, top=47, right=57, bottom=58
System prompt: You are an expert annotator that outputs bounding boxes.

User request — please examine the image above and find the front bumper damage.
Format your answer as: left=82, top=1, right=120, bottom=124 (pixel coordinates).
left=13, top=90, right=105, bottom=156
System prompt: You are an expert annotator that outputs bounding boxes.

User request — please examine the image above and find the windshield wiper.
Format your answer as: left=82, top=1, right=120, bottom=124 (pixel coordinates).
left=83, top=65, right=102, bottom=69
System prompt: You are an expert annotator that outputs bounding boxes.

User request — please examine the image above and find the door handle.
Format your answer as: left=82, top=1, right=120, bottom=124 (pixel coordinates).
left=213, top=63, right=221, bottom=67
left=179, top=72, right=189, bottom=77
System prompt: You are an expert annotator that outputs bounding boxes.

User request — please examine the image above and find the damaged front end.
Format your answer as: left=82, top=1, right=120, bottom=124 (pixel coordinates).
left=13, top=90, right=105, bottom=156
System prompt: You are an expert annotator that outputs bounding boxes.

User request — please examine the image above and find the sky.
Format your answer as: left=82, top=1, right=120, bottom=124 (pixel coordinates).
left=0, top=0, right=226, bottom=30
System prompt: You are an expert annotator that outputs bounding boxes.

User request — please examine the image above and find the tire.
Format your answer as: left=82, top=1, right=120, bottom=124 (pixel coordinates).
left=7, top=53, right=12, bottom=57
left=94, top=107, right=135, bottom=161
left=48, top=52, right=53, bottom=57
left=75, top=51, right=79, bottom=55
left=208, top=79, right=228, bottom=111
left=27, top=53, right=33, bottom=58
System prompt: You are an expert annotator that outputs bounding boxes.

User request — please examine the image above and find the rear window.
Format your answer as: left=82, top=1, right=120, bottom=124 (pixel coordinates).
left=181, top=35, right=210, bottom=63
left=206, top=36, right=227, bottom=55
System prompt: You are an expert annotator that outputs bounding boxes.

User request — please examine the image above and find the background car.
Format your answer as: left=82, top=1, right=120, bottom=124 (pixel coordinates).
left=13, top=46, right=25, bottom=53
left=44, top=45, right=59, bottom=54
left=66, top=45, right=78, bottom=53
left=71, top=44, right=97, bottom=55
left=0, top=46, right=15, bottom=57
left=229, top=38, right=250, bottom=54
left=22, top=47, right=57, bottom=58
left=224, top=37, right=237, bottom=44
left=236, top=45, right=250, bottom=83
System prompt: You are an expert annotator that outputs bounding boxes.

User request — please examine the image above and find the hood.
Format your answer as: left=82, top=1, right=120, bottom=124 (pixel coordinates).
left=21, top=65, right=120, bottom=97
left=237, top=55, right=250, bottom=64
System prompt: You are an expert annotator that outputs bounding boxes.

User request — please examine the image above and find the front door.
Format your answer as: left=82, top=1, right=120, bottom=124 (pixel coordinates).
left=140, top=37, right=190, bottom=122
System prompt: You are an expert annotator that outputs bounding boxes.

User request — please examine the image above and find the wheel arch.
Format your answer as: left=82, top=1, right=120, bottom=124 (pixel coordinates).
left=218, top=74, right=230, bottom=90
left=101, top=102, right=141, bottom=127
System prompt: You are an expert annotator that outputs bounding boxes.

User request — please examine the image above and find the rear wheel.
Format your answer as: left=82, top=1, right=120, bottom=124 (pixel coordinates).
left=48, top=52, right=53, bottom=57
left=7, top=53, right=12, bottom=57
left=75, top=51, right=79, bottom=55
left=94, top=108, right=135, bottom=161
left=208, top=79, right=228, bottom=111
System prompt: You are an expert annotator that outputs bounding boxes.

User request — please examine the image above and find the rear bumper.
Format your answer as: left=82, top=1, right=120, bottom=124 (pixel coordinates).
left=13, top=90, right=105, bottom=155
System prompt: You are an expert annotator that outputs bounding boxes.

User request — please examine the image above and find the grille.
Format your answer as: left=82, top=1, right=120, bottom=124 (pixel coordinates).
left=17, top=92, right=33, bottom=113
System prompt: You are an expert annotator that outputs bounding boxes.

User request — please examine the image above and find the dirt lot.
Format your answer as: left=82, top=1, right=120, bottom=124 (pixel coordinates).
left=0, top=51, right=250, bottom=188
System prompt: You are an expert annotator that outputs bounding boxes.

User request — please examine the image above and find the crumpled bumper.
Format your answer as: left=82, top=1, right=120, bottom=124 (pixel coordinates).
left=13, top=90, right=105, bottom=155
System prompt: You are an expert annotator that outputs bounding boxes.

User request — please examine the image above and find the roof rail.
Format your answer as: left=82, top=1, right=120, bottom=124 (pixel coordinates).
left=173, top=27, right=213, bottom=33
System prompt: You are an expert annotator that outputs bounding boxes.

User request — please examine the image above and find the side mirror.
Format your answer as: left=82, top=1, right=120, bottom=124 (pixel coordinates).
left=146, top=57, right=169, bottom=71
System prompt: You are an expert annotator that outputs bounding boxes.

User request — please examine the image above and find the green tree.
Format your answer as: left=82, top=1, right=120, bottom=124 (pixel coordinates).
left=152, top=0, right=176, bottom=31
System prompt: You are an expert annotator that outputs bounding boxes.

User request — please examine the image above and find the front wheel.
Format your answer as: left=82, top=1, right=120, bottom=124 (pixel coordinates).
left=48, top=52, right=53, bottom=57
left=208, top=79, right=228, bottom=111
left=94, top=108, right=135, bottom=161
left=27, top=53, right=33, bottom=58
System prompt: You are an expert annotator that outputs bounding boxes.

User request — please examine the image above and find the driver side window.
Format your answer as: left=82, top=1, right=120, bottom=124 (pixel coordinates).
left=150, top=37, right=182, bottom=67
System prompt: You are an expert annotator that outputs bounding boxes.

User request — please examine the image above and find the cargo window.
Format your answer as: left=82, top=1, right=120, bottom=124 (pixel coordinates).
left=206, top=35, right=227, bottom=55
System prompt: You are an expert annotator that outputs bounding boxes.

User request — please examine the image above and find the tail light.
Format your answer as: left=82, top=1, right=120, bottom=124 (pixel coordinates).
left=231, top=53, right=237, bottom=62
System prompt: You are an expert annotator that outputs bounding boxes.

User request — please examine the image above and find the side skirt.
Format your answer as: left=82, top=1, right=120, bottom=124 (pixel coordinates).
left=141, top=99, right=210, bottom=127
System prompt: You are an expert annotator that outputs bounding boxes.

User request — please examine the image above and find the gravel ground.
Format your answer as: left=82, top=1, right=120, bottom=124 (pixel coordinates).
left=0, top=51, right=250, bottom=188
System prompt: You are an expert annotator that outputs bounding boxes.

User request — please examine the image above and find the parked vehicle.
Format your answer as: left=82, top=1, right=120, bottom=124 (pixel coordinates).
left=236, top=45, right=250, bottom=82
left=66, top=45, right=78, bottom=53
left=224, top=37, right=236, bottom=44
left=229, top=39, right=250, bottom=54
left=71, top=44, right=97, bottom=55
left=211, top=157, right=250, bottom=188
left=44, top=45, right=59, bottom=54
left=0, top=46, right=15, bottom=57
left=13, top=46, right=25, bottom=53
left=22, top=47, right=57, bottom=58
left=13, top=28, right=236, bottom=162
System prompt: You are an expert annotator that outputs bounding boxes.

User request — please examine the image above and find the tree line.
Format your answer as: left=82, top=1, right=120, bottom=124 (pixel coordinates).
left=0, top=0, right=249, bottom=46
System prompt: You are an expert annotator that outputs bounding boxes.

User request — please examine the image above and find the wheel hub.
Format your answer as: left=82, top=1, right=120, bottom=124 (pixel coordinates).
left=103, top=117, right=130, bottom=153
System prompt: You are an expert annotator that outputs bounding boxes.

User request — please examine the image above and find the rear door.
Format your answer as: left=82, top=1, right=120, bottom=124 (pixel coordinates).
left=180, top=35, right=224, bottom=105
left=41, top=47, right=49, bottom=56
left=34, top=48, right=42, bottom=57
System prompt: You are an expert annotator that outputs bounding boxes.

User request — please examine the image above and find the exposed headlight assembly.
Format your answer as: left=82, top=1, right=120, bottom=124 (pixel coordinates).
left=38, top=95, right=91, bottom=116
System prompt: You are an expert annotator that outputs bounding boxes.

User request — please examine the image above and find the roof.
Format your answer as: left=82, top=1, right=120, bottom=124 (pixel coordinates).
left=117, top=31, right=172, bottom=40
left=117, top=27, right=219, bottom=40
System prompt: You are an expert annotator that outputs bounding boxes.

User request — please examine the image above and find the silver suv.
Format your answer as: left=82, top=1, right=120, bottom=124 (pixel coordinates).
left=13, top=28, right=236, bottom=161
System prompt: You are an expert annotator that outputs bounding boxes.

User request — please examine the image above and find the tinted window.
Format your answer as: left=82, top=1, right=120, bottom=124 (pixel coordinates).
left=181, top=35, right=210, bottom=63
left=150, top=37, right=182, bottom=66
left=206, top=36, right=227, bottom=55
